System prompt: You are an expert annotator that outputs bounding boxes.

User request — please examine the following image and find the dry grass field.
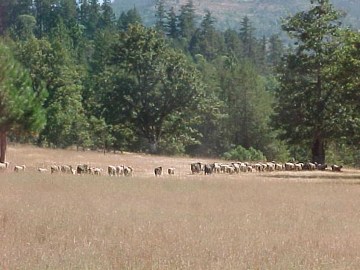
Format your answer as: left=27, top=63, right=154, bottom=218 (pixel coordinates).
left=1, top=145, right=360, bottom=269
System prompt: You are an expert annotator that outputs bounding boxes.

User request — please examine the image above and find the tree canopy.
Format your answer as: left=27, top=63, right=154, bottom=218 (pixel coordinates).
left=104, top=24, right=204, bottom=153
left=2, top=0, right=360, bottom=165
left=0, top=41, right=46, bottom=162
left=273, top=0, right=360, bottom=163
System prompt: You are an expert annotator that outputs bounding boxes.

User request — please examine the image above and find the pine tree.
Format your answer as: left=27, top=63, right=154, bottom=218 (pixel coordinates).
left=0, top=42, right=46, bottom=162
left=268, top=34, right=283, bottom=67
left=239, top=16, right=256, bottom=59
left=155, top=0, right=167, bottom=33
left=117, top=7, right=142, bottom=31
left=178, top=0, right=196, bottom=40
left=189, top=10, right=224, bottom=61
left=98, top=0, right=116, bottom=30
left=166, top=7, right=178, bottom=39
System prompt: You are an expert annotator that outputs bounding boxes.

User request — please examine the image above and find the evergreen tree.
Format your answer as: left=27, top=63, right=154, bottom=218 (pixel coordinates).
left=178, top=0, right=196, bottom=40
left=0, top=42, right=46, bottom=162
left=268, top=34, right=283, bottom=67
left=273, top=0, right=345, bottom=163
left=0, top=0, right=33, bottom=35
left=224, top=28, right=244, bottom=59
left=34, top=0, right=57, bottom=37
left=166, top=7, right=179, bottom=39
left=239, top=16, right=256, bottom=59
left=98, top=0, right=116, bottom=30
left=117, top=7, right=142, bottom=31
left=82, top=0, right=100, bottom=38
left=57, top=0, right=78, bottom=28
left=219, top=59, right=273, bottom=152
left=155, top=0, right=167, bottom=33
left=189, top=10, right=224, bottom=61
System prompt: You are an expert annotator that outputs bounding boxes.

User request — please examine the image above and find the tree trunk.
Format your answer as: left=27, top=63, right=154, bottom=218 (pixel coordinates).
left=0, top=130, right=7, bottom=163
left=149, top=140, right=158, bottom=154
left=311, top=137, right=325, bottom=164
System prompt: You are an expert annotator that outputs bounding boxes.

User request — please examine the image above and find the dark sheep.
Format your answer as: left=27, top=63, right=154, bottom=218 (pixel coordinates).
left=204, top=164, right=213, bottom=175
left=154, top=166, right=163, bottom=176
left=331, top=164, right=343, bottom=172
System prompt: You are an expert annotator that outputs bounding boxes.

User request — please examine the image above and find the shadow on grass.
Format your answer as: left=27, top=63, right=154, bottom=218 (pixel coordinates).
left=262, top=171, right=360, bottom=183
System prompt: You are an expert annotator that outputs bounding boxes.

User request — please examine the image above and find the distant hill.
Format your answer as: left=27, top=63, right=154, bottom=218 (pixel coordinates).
left=111, top=0, right=360, bottom=36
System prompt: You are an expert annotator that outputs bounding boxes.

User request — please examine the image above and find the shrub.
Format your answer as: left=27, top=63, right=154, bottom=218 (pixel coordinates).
left=222, top=145, right=266, bottom=161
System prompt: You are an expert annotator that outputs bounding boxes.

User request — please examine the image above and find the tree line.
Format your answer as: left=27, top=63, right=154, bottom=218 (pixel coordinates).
left=0, top=0, right=359, bottom=166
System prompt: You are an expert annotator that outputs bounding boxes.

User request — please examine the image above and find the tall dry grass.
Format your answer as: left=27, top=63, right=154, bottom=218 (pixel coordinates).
left=1, top=171, right=360, bottom=269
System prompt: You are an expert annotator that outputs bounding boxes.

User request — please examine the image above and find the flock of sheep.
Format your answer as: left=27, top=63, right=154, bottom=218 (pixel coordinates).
left=0, top=162, right=134, bottom=177
left=188, top=161, right=343, bottom=175
left=0, top=160, right=344, bottom=177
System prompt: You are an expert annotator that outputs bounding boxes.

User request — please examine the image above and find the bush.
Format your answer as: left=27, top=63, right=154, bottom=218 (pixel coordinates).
left=222, top=145, right=266, bottom=161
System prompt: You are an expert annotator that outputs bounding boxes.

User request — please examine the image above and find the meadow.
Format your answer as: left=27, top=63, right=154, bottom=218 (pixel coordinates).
left=1, top=145, right=360, bottom=269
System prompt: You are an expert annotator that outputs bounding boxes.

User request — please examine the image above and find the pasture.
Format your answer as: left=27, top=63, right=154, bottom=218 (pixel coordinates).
left=1, top=145, right=360, bottom=269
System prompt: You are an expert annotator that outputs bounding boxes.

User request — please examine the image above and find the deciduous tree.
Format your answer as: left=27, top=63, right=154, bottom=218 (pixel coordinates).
left=273, top=0, right=346, bottom=163
left=108, top=24, right=204, bottom=153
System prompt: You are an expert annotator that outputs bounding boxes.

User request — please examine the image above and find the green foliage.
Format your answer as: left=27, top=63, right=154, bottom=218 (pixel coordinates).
left=326, top=142, right=360, bottom=167
left=0, top=41, right=46, bottom=132
left=222, top=145, right=266, bottom=161
left=117, top=7, right=142, bottom=31
left=189, top=11, right=225, bottom=61
left=5, top=0, right=360, bottom=165
left=273, top=0, right=351, bottom=163
left=178, top=0, right=196, bottom=40
left=10, top=14, right=36, bottom=41
left=0, top=41, right=46, bottom=161
left=108, top=24, right=204, bottom=153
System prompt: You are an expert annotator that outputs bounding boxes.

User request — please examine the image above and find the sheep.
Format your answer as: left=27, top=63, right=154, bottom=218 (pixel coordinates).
left=213, top=163, right=221, bottom=173
left=239, top=163, right=247, bottom=172
left=92, top=167, right=103, bottom=175
left=253, top=163, right=262, bottom=172
left=108, top=165, right=116, bottom=176
left=124, top=166, right=133, bottom=177
left=316, top=164, right=328, bottom=171
left=294, top=163, right=303, bottom=171
left=303, top=162, right=316, bottom=171
left=61, top=165, right=72, bottom=174
left=154, top=166, right=163, bottom=176
left=51, top=165, right=60, bottom=174
left=227, top=166, right=236, bottom=174
left=168, top=168, right=175, bottom=175
left=38, top=168, right=48, bottom=173
left=285, top=162, right=295, bottom=171
left=331, top=164, right=343, bottom=172
left=274, top=163, right=284, bottom=171
left=231, top=163, right=240, bottom=173
left=191, top=162, right=202, bottom=174
left=116, top=165, right=124, bottom=176
left=77, top=164, right=89, bottom=175
left=220, top=164, right=230, bottom=173
left=247, top=165, right=254, bottom=172
left=266, top=162, right=276, bottom=172
left=0, top=162, right=9, bottom=170
left=14, top=165, right=26, bottom=172
left=204, top=164, right=213, bottom=175
left=309, top=163, right=317, bottom=170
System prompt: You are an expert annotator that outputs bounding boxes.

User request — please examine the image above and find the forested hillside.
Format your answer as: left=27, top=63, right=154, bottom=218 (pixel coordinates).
left=112, top=0, right=360, bottom=35
left=0, top=0, right=360, bottom=165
